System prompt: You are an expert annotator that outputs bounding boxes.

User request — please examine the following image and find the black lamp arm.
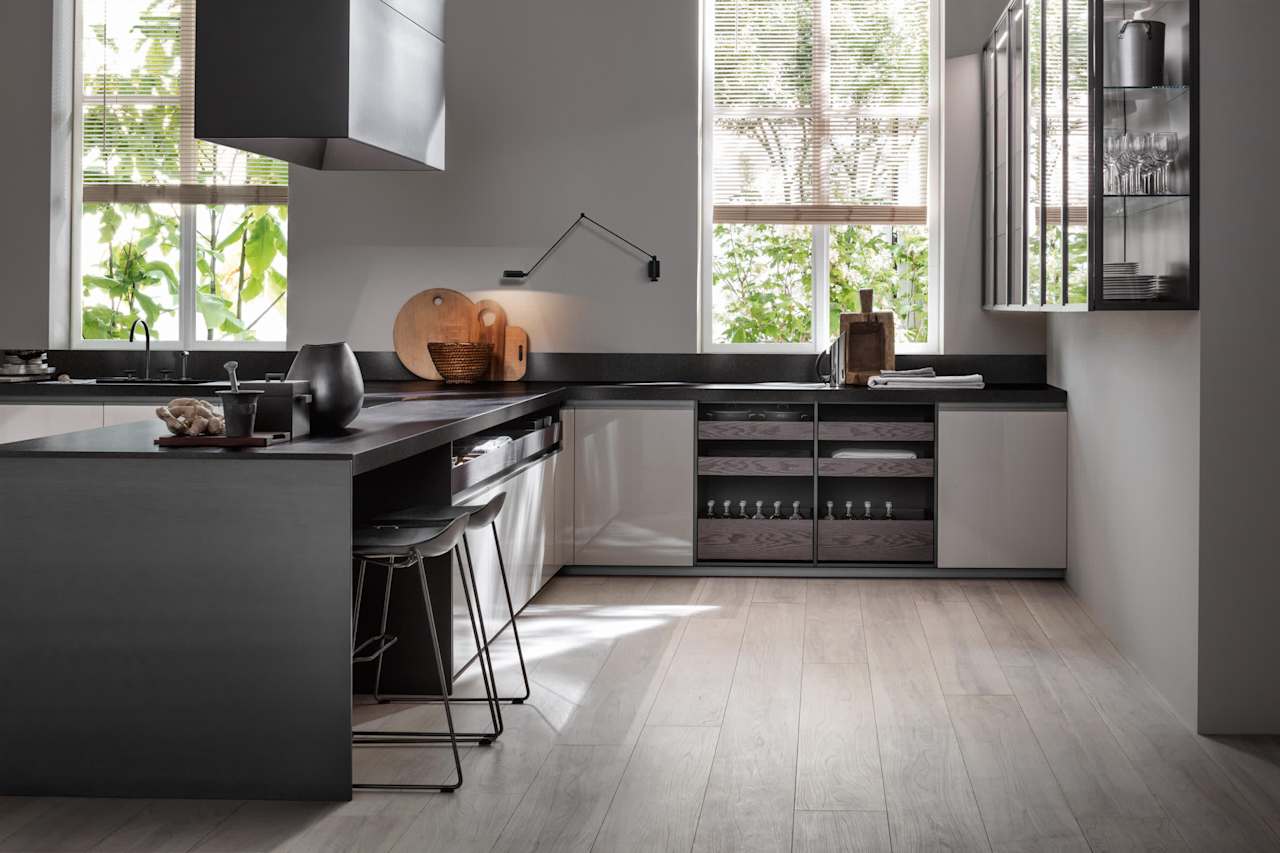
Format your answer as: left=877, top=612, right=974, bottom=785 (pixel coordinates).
left=504, top=213, right=661, bottom=281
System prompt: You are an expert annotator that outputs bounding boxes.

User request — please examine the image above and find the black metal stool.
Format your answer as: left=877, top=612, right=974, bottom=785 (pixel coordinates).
left=350, top=514, right=499, bottom=792
left=376, top=492, right=531, bottom=705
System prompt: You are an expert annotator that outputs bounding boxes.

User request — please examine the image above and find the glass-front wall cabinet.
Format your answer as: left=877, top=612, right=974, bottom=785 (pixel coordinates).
left=983, top=0, right=1198, bottom=311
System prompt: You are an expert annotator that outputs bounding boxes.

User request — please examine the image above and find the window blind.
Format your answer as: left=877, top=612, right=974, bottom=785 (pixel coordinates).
left=81, top=0, right=289, bottom=206
left=713, top=0, right=930, bottom=225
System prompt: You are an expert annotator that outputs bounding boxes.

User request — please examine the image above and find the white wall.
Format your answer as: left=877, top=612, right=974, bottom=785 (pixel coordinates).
left=1048, top=312, right=1201, bottom=727
left=0, top=0, right=72, bottom=349
left=287, top=0, right=700, bottom=352
left=1195, top=0, right=1280, bottom=734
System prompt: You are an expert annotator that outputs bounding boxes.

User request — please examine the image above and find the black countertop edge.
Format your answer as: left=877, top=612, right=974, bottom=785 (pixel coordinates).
left=31, top=350, right=1049, bottom=386
left=0, top=379, right=1067, bottom=407
left=0, top=382, right=1065, bottom=473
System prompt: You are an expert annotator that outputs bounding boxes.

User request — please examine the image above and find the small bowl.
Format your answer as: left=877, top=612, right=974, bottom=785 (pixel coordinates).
left=428, top=342, right=493, bottom=384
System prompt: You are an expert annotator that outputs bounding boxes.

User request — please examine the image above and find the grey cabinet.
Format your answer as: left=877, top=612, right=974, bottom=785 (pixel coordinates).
left=937, top=407, right=1067, bottom=570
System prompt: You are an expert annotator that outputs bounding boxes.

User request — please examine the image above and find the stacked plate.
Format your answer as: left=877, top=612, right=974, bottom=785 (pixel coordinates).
left=1103, top=271, right=1172, bottom=302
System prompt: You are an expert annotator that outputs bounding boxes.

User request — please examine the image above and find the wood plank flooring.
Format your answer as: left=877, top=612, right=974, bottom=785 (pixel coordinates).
left=2, top=577, right=1278, bottom=852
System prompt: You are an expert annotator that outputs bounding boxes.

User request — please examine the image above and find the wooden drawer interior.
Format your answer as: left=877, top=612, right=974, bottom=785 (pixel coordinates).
left=699, top=420, right=814, bottom=441
left=818, top=421, right=934, bottom=442
left=818, top=457, right=934, bottom=478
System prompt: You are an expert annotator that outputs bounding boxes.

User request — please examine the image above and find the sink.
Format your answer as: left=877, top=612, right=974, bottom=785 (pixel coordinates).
left=701, top=382, right=836, bottom=390
left=93, top=377, right=214, bottom=385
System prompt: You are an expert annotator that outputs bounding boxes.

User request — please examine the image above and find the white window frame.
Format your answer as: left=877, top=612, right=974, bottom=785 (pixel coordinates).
left=700, top=0, right=942, bottom=355
left=69, top=0, right=285, bottom=351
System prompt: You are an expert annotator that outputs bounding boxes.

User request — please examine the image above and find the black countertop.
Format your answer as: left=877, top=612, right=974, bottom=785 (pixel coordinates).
left=0, top=380, right=1066, bottom=474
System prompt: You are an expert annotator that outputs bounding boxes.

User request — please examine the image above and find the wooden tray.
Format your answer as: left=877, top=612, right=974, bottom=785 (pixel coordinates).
left=818, top=421, right=934, bottom=442
left=155, top=432, right=291, bottom=448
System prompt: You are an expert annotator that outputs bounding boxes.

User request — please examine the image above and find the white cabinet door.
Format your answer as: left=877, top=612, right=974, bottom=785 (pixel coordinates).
left=0, top=405, right=103, bottom=444
left=574, top=405, right=695, bottom=567
left=103, top=404, right=160, bottom=427
left=938, top=407, right=1067, bottom=569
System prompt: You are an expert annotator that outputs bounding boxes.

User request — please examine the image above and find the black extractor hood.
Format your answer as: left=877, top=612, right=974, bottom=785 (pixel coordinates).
left=196, top=0, right=445, bottom=171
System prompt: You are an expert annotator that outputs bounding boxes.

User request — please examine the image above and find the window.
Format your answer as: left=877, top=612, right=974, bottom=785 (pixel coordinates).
left=76, top=0, right=289, bottom=347
left=703, top=0, right=939, bottom=352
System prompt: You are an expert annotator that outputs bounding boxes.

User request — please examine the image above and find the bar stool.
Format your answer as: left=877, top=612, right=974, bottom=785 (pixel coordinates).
left=376, top=492, right=530, bottom=705
left=350, top=514, right=498, bottom=792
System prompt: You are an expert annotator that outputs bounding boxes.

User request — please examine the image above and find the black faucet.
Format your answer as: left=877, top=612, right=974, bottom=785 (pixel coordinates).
left=129, top=318, right=151, bottom=380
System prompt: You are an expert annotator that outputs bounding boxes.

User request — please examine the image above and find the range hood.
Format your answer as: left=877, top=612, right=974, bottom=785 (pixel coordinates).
left=195, top=0, right=445, bottom=171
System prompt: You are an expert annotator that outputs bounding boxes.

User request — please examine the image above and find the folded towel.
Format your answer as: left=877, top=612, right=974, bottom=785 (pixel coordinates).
left=832, top=448, right=918, bottom=460
left=876, top=367, right=937, bottom=378
left=868, top=373, right=985, bottom=390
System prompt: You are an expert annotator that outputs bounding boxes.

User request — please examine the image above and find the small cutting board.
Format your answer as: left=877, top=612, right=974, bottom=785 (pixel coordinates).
left=840, top=290, right=895, bottom=386
left=393, top=288, right=530, bottom=381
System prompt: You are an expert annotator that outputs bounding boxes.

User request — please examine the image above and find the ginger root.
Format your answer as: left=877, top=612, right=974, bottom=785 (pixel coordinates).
left=156, top=398, right=225, bottom=436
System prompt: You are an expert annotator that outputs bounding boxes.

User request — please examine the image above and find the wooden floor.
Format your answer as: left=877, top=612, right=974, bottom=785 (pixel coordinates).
left=3, top=577, right=1280, bottom=852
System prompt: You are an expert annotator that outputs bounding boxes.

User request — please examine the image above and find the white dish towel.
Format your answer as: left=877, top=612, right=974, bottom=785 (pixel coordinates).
left=869, top=368, right=985, bottom=390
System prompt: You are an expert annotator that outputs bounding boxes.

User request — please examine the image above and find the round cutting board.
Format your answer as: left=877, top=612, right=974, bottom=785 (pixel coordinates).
left=393, top=288, right=481, bottom=381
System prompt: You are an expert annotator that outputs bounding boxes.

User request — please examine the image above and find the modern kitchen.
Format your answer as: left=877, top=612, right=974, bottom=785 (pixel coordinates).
left=1, top=0, right=1278, bottom=851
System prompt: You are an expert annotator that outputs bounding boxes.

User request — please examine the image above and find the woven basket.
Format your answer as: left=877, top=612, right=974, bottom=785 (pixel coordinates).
left=428, top=342, right=493, bottom=384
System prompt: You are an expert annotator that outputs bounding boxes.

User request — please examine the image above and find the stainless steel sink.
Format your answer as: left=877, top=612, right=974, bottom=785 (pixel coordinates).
left=93, top=377, right=214, bottom=385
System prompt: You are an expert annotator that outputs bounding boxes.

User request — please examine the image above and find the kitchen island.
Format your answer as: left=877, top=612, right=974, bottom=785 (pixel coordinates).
left=0, top=378, right=1066, bottom=801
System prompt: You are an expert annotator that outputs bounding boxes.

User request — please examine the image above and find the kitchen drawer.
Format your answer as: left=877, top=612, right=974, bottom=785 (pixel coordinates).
left=818, top=458, right=934, bottom=478
left=698, top=456, right=814, bottom=477
left=698, top=519, right=813, bottom=562
left=817, top=520, right=934, bottom=562
left=698, top=421, right=814, bottom=441
left=452, top=423, right=561, bottom=494
left=818, top=421, right=934, bottom=442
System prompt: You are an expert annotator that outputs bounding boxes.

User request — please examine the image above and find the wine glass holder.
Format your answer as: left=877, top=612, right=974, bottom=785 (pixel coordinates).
left=695, top=402, right=937, bottom=565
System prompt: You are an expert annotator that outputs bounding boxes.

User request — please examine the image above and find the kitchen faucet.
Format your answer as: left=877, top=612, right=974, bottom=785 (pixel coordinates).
left=129, top=318, right=151, bottom=380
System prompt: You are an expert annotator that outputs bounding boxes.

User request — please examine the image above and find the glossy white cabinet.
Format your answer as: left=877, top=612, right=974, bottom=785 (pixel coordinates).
left=937, top=407, right=1067, bottom=569
left=0, top=405, right=103, bottom=444
left=573, top=405, right=695, bottom=567
left=103, top=404, right=160, bottom=427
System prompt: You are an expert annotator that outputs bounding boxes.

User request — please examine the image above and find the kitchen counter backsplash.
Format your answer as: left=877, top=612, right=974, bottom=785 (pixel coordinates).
left=38, top=350, right=1047, bottom=387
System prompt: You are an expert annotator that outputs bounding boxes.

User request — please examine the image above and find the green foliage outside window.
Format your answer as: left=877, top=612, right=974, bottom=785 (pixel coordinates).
left=712, top=223, right=929, bottom=345
left=81, top=0, right=288, bottom=343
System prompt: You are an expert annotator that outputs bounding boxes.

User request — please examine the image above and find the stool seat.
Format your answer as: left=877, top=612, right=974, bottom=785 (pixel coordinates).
left=376, top=493, right=506, bottom=531
left=353, top=515, right=469, bottom=559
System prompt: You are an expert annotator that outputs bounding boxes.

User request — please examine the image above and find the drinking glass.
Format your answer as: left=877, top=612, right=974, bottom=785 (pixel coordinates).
left=1103, top=129, right=1125, bottom=194
left=1126, top=133, right=1153, bottom=194
left=1153, top=132, right=1179, bottom=194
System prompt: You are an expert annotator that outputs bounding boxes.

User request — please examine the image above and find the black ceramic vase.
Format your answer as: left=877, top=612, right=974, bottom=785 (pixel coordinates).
left=286, top=342, right=364, bottom=434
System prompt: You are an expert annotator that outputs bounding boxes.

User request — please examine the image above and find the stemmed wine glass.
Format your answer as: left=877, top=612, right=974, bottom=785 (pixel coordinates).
left=1103, top=129, right=1125, bottom=194
left=1153, top=132, right=1179, bottom=194
left=1125, top=133, right=1153, bottom=194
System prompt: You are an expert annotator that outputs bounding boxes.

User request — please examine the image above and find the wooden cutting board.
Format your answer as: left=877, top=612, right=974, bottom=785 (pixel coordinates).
left=393, top=288, right=530, bottom=381
left=474, top=299, right=509, bottom=380
left=840, top=289, right=895, bottom=386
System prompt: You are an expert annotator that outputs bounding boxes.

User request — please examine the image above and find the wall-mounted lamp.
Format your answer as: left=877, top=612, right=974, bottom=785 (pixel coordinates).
left=502, top=212, right=661, bottom=284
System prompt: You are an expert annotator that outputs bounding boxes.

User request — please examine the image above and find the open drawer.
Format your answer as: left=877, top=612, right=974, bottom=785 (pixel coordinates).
left=451, top=421, right=562, bottom=494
